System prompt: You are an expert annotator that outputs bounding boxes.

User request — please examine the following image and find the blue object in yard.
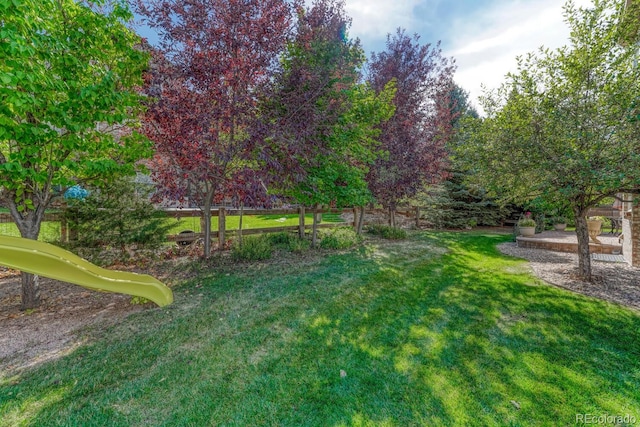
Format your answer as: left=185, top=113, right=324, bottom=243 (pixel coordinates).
left=64, top=185, right=89, bottom=200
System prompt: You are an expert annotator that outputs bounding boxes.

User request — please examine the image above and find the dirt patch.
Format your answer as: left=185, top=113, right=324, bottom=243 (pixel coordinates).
left=0, top=252, right=198, bottom=375
left=0, top=268, right=150, bottom=374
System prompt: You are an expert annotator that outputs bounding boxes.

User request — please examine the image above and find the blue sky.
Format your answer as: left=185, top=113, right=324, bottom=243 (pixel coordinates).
left=134, top=0, right=593, bottom=112
left=344, top=0, right=592, bottom=111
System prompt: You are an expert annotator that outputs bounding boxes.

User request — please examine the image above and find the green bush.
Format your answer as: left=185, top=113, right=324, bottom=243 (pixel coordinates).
left=319, top=227, right=362, bottom=249
left=62, top=178, right=173, bottom=256
left=414, top=171, right=511, bottom=229
left=288, top=237, right=310, bottom=252
left=267, top=232, right=295, bottom=247
left=366, top=224, right=408, bottom=240
left=265, top=231, right=311, bottom=252
left=231, top=235, right=273, bottom=261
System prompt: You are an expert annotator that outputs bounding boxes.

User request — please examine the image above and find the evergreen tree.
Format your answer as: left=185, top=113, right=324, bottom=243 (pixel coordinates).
left=417, top=84, right=509, bottom=229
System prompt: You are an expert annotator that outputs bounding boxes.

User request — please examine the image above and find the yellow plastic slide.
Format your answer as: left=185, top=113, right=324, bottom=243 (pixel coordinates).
left=0, top=235, right=173, bottom=307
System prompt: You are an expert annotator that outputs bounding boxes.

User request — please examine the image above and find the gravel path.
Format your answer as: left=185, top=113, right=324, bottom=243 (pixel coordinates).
left=498, top=242, right=640, bottom=312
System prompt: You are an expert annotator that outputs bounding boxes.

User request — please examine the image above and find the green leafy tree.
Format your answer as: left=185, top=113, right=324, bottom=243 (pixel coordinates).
left=620, top=0, right=640, bottom=45
left=0, top=0, right=151, bottom=308
left=459, top=0, right=640, bottom=280
left=261, top=0, right=395, bottom=246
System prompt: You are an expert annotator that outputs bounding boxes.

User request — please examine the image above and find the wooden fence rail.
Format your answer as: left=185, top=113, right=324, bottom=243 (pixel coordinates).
left=167, top=207, right=357, bottom=248
left=0, top=206, right=422, bottom=244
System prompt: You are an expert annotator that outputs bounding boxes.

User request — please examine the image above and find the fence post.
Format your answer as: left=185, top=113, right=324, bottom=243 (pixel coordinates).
left=352, top=207, right=358, bottom=230
left=415, top=206, right=420, bottom=228
left=68, top=213, right=78, bottom=242
left=218, top=207, right=226, bottom=249
left=298, top=206, right=305, bottom=239
left=60, top=217, right=68, bottom=242
left=358, top=206, right=365, bottom=234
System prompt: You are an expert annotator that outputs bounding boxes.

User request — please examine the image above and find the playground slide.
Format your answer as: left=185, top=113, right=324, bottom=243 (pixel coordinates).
left=0, top=235, right=173, bottom=307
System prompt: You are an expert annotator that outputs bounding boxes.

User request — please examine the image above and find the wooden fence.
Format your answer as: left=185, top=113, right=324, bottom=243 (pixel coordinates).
left=165, top=207, right=354, bottom=247
left=163, top=206, right=421, bottom=246
left=0, top=206, right=422, bottom=244
left=0, top=212, right=69, bottom=241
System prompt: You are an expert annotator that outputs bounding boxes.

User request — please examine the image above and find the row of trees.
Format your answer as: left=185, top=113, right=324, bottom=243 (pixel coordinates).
left=1, top=0, right=456, bottom=308
left=137, top=0, right=456, bottom=256
left=4, top=0, right=638, bottom=310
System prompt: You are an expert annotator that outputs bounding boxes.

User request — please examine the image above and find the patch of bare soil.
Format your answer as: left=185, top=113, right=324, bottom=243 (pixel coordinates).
left=0, top=268, right=153, bottom=374
left=0, top=251, right=199, bottom=375
left=498, top=242, right=640, bottom=312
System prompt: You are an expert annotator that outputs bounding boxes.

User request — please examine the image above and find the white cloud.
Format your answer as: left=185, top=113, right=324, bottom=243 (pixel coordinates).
left=345, top=0, right=427, bottom=46
left=446, top=0, right=593, bottom=113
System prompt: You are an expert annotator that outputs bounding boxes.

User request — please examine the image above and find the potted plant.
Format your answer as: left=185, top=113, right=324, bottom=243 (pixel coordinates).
left=552, top=216, right=567, bottom=231
left=518, top=213, right=537, bottom=237
left=587, top=216, right=604, bottom=243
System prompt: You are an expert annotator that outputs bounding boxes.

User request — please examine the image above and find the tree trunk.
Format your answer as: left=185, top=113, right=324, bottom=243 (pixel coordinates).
left=312, top=204, right=319, bottom=248
left=388, top=205, right=396, bottom=228
left=203, top=207, right=212, bottom=257
left=10, top=204, right=46, bottom=309
left=352, top=207, right=358, bottom=231
left=218, top=207, right=226, bottom=253
left=203, top=191, right=213, bottom=258
left=21, top=273, right=40, bottom=310
left=357, top=206, right=365, bottom=234
left=298, top=206, right=305, bottom=239
left=574, top=207, right=592, bottom=281
left=238, top=202, right=244, bottom=247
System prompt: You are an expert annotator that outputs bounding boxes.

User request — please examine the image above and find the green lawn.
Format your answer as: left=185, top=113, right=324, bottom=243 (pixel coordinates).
left=1, top=232, right=639, bottom=426
left=0, top=221, right=61, bottom=242
left=167, top=212, right=345, bottom=234
left=0, top=213, right=345, bottom=241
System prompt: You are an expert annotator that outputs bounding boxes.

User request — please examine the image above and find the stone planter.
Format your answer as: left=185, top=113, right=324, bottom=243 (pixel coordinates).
left=587, top=219, right=603, bottom=244
left=519, top=226, right=536, bottom=237
left=553, top=223, right=567, bottom=231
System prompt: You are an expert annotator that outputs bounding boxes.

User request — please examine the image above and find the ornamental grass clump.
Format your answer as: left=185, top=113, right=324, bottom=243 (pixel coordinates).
left=319, top=227, right=362, bottom=249
left=366, top=224, right=408, bottom=240
left=231, top=235, right=273, bottom=261
left=267, top=232, right=310, bottom=253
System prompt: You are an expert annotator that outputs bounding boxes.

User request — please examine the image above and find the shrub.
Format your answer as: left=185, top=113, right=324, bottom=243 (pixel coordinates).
left=319, top=227, right=362, bottom=249
left=267, top=232, right=295, bottom=247
left=366, top=224, right=408, bottom=240
left=62, top=178, right=173, bottom=257
left=231, top=235, right=273, bottom=261
left=288, top=237, right=310, bottom=252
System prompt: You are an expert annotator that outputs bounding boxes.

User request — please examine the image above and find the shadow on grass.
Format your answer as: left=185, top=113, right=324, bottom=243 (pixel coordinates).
left=1, top=232, right=639, bottom=426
